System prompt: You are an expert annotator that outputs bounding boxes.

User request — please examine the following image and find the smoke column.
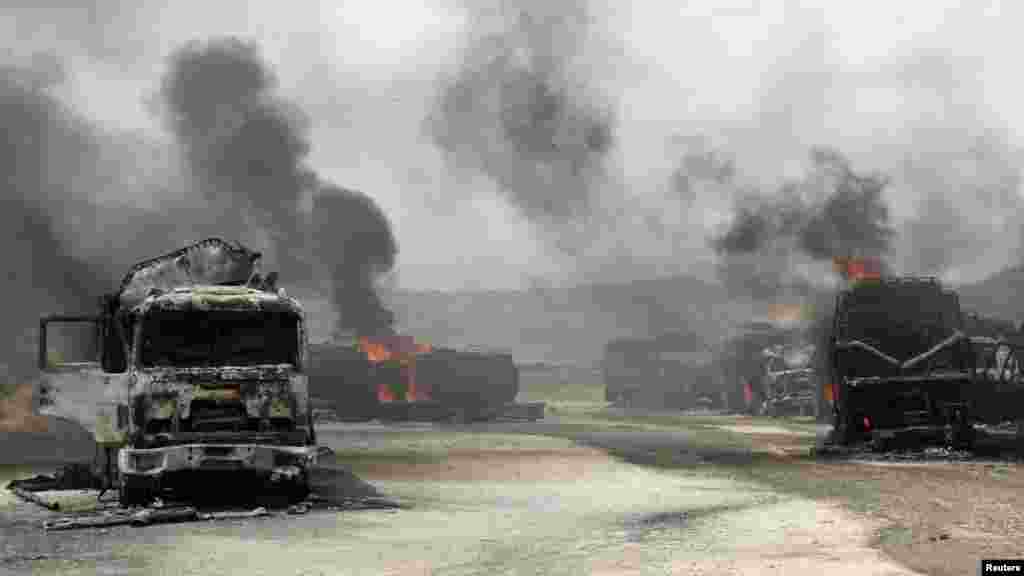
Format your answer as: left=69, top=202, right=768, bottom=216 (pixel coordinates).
left=159, top=37, right=399, bottom=336
left=0, top=64, right=115, bottom=380
left=159, top=38, right=313, bottom=277
left=428, top=0, right=614, bottom=247
left=711, top=148, right=895, bottom=299
left=312, top=188, right=398, bottom=337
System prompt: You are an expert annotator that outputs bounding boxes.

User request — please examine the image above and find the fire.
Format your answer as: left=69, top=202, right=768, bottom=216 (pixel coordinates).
left=833, top=257, right=884, bottom=283
left=358, top=335, right=433, bottom=403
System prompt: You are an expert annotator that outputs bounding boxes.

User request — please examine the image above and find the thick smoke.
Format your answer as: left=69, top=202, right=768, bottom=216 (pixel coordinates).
left=711, top=148, right=894, bottom=299
left=159, top=37, right=398, bottom=336
left=0, top=64, right=115, bottom=379
left=160, top=38, right=314, bottom=277
left=428, top=1, right=614, bottom=239
left=313, top=188, right=398, bottom=337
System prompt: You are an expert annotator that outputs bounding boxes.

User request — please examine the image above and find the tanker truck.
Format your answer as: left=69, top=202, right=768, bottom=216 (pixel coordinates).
left=37, top=238, right=321, bottom=505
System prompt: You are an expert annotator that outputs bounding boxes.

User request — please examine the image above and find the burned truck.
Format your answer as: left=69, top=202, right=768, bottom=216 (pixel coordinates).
left=717, top=322, right=800, bottom=414
left=759, top=343, right=817, bottom=417
left=307, top=340, right=531, bottom=422
left=38, top=238, right=320, bottom=505
left=602, top=331, right=715, bottom=409
left=828, top=276, right=984, bottom=447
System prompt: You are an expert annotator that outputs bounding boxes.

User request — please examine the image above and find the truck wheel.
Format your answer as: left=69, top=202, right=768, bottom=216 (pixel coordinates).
left=119, top=475, right=154, bottom=507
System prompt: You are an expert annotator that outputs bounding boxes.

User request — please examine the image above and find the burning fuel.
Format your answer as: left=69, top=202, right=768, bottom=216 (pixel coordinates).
left=358, top=335, right=433, bottom=403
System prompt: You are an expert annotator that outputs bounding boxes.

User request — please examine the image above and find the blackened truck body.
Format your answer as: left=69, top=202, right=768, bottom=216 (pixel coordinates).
left=37, top=238, right=320, bottom=504
left=828, top=276, right=1024, bottom=447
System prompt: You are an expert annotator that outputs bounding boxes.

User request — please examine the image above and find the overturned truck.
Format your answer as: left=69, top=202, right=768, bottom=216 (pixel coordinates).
left=828, top=275, right=1024, bottom=448
left=38, top=238, right=321, bottom=505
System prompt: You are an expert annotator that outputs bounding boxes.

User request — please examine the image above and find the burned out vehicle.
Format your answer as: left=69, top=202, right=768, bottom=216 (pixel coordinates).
left=759, top=343, right=816, bottom=417
left=38, top=239, right=321, bottom=505
left=826, top=276, right=1024, bottom=447
left=602, top=331, right=715, bottom=409
left=717, top=322, right=802, bottom=414
left=307, top=340, right=533, bottom=422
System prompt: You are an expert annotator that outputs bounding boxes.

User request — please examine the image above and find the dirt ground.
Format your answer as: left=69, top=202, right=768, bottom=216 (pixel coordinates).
left=0, top=408, right=1018, bottom=575
left=734, top=430, right=1024, bottom=576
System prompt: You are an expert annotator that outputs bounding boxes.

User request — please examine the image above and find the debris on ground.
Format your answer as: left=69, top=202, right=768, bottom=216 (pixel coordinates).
left=8, top=487, right=62, bottom=511
left=37, top=494, right=403, bottom=531
left=5, top=463, right=102, bottom=493
left=5, top=458, right=404, bottom=532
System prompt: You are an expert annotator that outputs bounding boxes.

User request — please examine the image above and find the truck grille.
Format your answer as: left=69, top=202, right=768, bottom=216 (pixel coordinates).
left=188, top=400, right=247, bottom=432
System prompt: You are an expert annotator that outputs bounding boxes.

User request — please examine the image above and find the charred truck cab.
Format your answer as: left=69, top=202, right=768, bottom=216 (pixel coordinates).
left=38, top=239, right=320, bottom=505
left=828, top=276, right=978, bottom=448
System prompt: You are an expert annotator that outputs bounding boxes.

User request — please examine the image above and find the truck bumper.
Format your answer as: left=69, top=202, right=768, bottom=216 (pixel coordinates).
left=118, top=444, right=321, bottom=478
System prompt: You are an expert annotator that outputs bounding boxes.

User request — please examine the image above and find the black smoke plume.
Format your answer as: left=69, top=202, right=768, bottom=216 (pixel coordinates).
left=160, top=38, right=314, bottom=277
left=312, top=188, right=398, bottom=337
left=0, top=65, right=115, bottom=379
left=160, top=37, right=398, bottom=336
left=714, top=148, right=894, bottom=261
left=428, top=2, right=614, bottom=235
left=711, top=148, right=894, bottom=299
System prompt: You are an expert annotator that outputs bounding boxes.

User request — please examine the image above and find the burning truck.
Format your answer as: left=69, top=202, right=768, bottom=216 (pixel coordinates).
left=37, top=238, right=322, bottom=505
left=826, top=258, right=1024, bottom=449
left=307, top=338, right=539, bottom=423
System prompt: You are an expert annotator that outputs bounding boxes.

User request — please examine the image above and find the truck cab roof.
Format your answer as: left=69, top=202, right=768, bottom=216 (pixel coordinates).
left=134, top=285, right=305, bottom=317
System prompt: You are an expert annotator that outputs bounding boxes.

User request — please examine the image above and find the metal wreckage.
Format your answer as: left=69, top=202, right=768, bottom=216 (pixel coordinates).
left=8, top=237, right=539, bottom=528
left=602, top=325, right=819, bottom=417
left=306, top=340, right=543, bottom=423
left=826, top=273, right=1024, bottom=449
left=29, top=238, right=324, bottom=507
left=601, top=260, right=1024, bottom=451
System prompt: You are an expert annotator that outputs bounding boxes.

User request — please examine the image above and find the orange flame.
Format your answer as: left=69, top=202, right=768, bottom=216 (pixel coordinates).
left=359, top=335, right=433, bottom=403
left=823, top=382, right=835, bottom=404
left=833, top=257, right=884, bottom=283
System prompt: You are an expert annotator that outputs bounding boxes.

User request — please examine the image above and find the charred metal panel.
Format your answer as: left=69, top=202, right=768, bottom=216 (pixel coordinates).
left=133, top=366, right=304, bottom=423
left=38, top=369, right=132, bottom=445
left=117, top=238, right=261, bottom=309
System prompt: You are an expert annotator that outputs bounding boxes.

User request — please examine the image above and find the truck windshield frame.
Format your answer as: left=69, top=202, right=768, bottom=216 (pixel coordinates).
left=138, top=308, right=301, bottom=368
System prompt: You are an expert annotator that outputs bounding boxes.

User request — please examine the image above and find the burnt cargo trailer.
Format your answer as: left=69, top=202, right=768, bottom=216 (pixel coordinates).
left=414, top=348, right=519, bottom=419
left=829, top=277, right=980, bottom=447
left=306, top=343, right=377, bottom=421
left=307, top=344, right=530, bottom=421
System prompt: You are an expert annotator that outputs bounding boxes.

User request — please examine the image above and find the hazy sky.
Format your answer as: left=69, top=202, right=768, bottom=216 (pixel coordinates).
left=4, top=0, right=1024, bottom=291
